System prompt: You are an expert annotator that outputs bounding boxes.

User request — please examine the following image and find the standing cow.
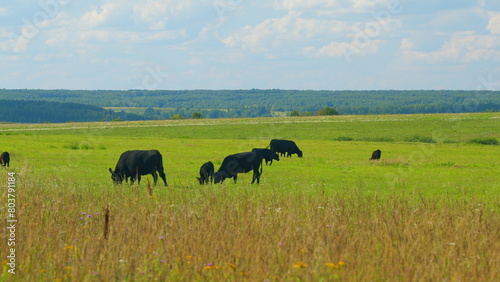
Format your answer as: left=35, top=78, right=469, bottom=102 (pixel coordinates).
left=369, top=149, right=382, bottom=160
left=109, top=150, right=167, bottom=186
left=214, top=151, right=263, bottom=184
left=252, top=148, right=280, bottom=165
left=0, top=152, right=10, bottom=168
left=268, top=139, right=303, bottom=158
left=197, top=161, right=214, bottom=185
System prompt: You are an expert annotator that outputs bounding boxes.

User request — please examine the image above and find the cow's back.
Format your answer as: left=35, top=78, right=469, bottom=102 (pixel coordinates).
left=116, top=150, right=161, bottom=174
left=270, top=139, right=286, bottom=152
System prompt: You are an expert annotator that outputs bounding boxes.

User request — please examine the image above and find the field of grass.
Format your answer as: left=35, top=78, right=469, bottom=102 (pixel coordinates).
left=0, top=112, right=499, bottom=281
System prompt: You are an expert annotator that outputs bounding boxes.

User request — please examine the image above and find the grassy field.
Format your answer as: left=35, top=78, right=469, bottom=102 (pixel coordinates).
left=0, top=113, right=499, bottom=281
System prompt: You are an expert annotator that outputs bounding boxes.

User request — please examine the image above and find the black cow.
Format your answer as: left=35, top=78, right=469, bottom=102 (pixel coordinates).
left=269, top=139, right=303, bottom=158
left=252, top=148, right=279, bottom=165
left=109, top=150, right=167, bottom=186
left=214, top=151, right=263, bottom=184
left=197, top=161, right=214, bottom=185
left=0, top=152, right=10, bottom=168
left=369, top=149, right=382, bottom=160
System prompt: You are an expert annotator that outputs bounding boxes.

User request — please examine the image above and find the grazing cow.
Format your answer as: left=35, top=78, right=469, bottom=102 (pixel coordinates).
left=268, top=139, right=303, bottom=158
left=109, top=150, right=167, bottom=186
left=369, top=149, right=382, bottom=160
left=197, top=161, right=214, bottom=185
left=0, top=152, right=10, bottom=168
left=214, top=151, right=263, bottom=184
left=252, top=148, right=280, bottom=165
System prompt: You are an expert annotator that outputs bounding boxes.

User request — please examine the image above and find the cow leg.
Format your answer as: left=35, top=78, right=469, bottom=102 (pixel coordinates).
left=251, top=167, right=261, bottom=184
left=251, top=171, right=261, bottom=184
left=233, top=174, right=238, bottom=184
left=152, top=171, right=158, bottom=185
left=202, top=172, right=208, bottom=184
left=158, top=171, right=167, bottom=186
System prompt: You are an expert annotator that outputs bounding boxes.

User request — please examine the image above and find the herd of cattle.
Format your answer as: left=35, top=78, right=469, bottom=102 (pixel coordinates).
left=107, top=139, right=381, bottom=186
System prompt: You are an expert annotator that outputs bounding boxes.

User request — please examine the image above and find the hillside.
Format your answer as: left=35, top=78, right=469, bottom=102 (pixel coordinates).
left=0, top=100, right=144, bottom=123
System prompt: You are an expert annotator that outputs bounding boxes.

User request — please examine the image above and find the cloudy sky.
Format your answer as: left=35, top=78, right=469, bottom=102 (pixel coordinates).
left=1, top=0, right=500, bottom=90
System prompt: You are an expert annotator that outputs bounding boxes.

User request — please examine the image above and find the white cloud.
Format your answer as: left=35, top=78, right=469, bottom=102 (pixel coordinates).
left=487, top=12, right=500, bottom=34
left=0, top=7, right=7, bottom=16
left=304, top=39, right=382, bottom=61
left=401, top=33, right=500, bottom=64
left=82, top=3, right=118, bottom=27
left=133, top=0, right=192, bottom=30
left=222, top=12, right=354, bottom=53
left=78, top=29, right=185, bottom=44
left=400, top=38, right=415, bottom=51
left=277, top=0, right=393, bottom=12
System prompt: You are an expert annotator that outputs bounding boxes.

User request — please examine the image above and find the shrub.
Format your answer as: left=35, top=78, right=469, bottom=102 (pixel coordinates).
left=318, top=107, right=339, bottom=115
left=63, top=142, right=94, bottom=150
left=334, top=136, right=354, bottom=141
left=404, top=135, right=436, bottom=143
left=192, top=112, right=202, bottom=119
left=63, top=142, right=80, bottom=150
left=171, top=114, right=184, bottom=120
left=362, top=137, right=395, bottom=142
left=466, top=137, right=499, bottom=145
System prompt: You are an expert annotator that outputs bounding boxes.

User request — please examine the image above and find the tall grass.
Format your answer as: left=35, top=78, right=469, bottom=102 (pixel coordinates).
left=1, top=170, right=498, bottom=281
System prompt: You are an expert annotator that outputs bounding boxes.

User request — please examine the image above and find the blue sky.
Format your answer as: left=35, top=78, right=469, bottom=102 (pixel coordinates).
left=1, top=0, right=500, bottom=90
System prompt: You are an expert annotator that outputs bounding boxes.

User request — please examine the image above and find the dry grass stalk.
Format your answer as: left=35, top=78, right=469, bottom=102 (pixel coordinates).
left=146, top=179, right=153, bottom=198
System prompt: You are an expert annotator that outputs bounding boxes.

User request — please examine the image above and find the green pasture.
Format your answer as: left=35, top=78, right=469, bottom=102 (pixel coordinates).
left=0, top=112, right=498, bottom=197
left=1, top=112, right=499, bottom=281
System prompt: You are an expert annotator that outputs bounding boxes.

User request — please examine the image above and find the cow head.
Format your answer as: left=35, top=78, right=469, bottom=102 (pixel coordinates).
left=196, top=177, right=203, bottom=185
left=272, top=152, right=280, bottom=162
left=213, top=171, right=230, bottom=184
left=109, top=168, right=124, bottom=185
left=297, top=150, right=303, bottom=158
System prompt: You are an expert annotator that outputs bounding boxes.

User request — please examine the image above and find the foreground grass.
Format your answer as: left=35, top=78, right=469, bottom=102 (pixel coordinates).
left=1, top=170, right=498, bottom=281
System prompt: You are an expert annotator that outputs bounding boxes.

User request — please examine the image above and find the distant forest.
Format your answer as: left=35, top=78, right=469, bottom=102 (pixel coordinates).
left=0, top=89, right=499, bottom=122
left=0, top=100, right=144, bottom=123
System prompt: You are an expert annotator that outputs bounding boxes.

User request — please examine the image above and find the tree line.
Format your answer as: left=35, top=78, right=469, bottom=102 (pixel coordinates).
left=0, top=89, right=498, bottom=122
left=0, top=100, right=144, bottom=123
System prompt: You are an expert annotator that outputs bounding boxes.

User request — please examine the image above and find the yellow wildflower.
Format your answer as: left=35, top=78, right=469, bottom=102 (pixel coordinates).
left=326, top=263, right=339, bottom=269
left=293, top=261, right=307, bottom=268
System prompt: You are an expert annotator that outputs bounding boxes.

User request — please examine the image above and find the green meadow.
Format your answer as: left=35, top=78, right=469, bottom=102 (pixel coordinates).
left=0, top=112, right=499, bottom=281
